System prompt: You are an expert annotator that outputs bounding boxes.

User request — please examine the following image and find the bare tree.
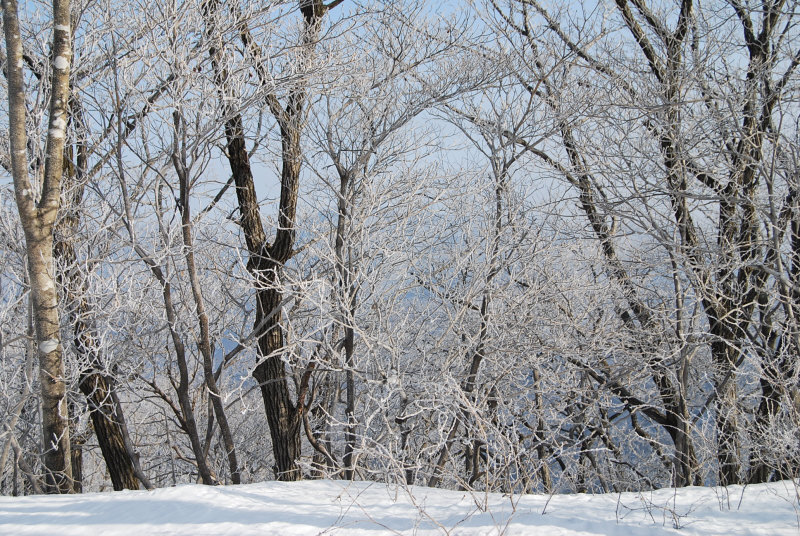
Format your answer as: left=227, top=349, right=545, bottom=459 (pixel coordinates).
left=482, top=0, right=800, bottom=486
left=201, top=0, right=347, bottom=480
left=302, top=0, right=482, bottom=480
left=2, top=0, right=74, bottom=493
left=0, top=191, right=40, bottom=495
left=171, top=110, right=240, bottom=484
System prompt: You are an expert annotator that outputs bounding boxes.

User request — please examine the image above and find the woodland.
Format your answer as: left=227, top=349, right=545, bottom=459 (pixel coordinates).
left=1, top=0, right=799, bottom=496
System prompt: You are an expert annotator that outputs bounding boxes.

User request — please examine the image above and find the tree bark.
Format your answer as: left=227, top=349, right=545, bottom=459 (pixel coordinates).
left=203, top=0, right=328, bottom=481
left=78, top=373, right=140, bottom=490
left=3, top=0, right=73, bottom=493
left=57, top=133, right=141, bottom=491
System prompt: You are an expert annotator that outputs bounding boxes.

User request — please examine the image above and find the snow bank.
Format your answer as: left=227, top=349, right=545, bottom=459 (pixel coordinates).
left=0, top=479, right=797, bottom=535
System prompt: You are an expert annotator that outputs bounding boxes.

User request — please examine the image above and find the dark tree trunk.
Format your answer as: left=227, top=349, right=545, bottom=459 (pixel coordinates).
left=69, top=402, right=83, bottom=493
left=58, top=229, right=140, bottom=491
left=253, top=283, right=303, bottom=480
left=57, top=137, right=140, bottom=491
left=78, top=373, right=139, bottom=490
left=203, top=0, right=328, bottom=481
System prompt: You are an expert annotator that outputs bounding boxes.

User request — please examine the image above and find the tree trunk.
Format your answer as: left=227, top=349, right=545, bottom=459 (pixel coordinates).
left=78, top=373, right=140, bottom=490
left=253, top=286, right=303, bottom=480
left=203, top=0, right=328, bottom=481
left=711, top=337, right=742, bottom=485
left=3, top=0, right=74, bottom=493
left=51, top=100, right=142, bottom=490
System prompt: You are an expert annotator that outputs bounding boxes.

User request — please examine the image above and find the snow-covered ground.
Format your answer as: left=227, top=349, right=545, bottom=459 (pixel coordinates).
left=0, top=479, right=797, bottom=535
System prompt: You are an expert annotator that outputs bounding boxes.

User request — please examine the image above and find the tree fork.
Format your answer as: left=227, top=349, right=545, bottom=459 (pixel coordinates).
left=3, top=0, right=73, bottom=493
left=203, top=0, right=331, bottom=481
